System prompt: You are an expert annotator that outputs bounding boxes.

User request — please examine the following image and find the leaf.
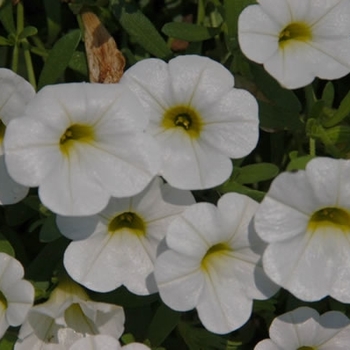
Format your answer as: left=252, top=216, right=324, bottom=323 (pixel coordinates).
left=286, top=155, right=315, bottom=171
left=18, top=26, right=38, bottom=40
left=322, top=89, right=350, bottom=127
left=321, top=82, right=335, bottom=108
left=147, top=303, right=181, bottom=347
left=39, top=215, right=62, bottom=243
left=235, top=163, right=279, bottom=184
left=0, top=233, right=15, bottom=257
left=0, top=36, right=11, bottom=46
left=251, top=63, right=301, bottom=113
left=38, top=29, right=81, bottom=90
left=110, top=2, right=172, bottom=59
left=162, top=22, right=220, bottom=42
left=4, top=202, right=37, bottom=226
left=0, top=331, right=17, bottom=350
left=258, top=101, right=303, bottom=131
left=0, top=0, right=15, bottom=34
left=43, top=0, right=62, bottom=45
left=26, top=237, right=70, bottom=280
left=218, top=181, right=265, bottom=202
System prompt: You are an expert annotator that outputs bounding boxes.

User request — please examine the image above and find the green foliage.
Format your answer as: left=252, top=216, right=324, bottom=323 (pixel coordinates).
left=38, top=29, right=81, bottom=89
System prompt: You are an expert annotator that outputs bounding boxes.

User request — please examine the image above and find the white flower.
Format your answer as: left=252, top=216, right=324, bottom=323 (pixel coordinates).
left=254, top=306, right=350, bottom=350
left=154, top=193, right=278, bottom=334
left=15, top=276, right=124, bottom=350
left=121, top=55, right=259, bottom=190
left=59, top=177, right=195, bottom=295
left=238, top=0, right=350, bottom=89
left=69, top=335, right=150, bottom=350
left=255, top=157, right=350, bottom=302
left=0, top=252, right=34, bottom=338
left=4, top=82, right=160, bottom=216
left=0, top=68, right=34, bottom=204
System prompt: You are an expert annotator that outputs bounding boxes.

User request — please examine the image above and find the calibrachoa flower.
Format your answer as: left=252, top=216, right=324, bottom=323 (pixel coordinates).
left=122, top=55, right=259, bottom=190
left=0, top=68, right=34, bottom=204
left=254, top=306, right=350, bottom=350
left=70, top=335, right=150, bottom=350
left=238, top=0, right=350, bottom=89
left=255, top=157, right=350, bottom=302
left=59, top=177, right=195, bottom=294
left=15, top=276, right=124, bottom=349
left=4, top=82, right=160, bottom=216
left=0, top=253, right=34, bottom=338
left=154, top=193, right=278, bottom=334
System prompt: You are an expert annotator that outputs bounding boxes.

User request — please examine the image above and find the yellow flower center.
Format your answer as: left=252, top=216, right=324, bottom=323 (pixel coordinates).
left=308, top=207, right=350, bottom=233
left=108, top=212, right=146, bottom=236
left=279, top=22, right=312, bottom=48
left=0, top=119, right=6, bottom=145
left=0, top=291, right=8, bottom=310
left=59, top=124, right=95, bottom=156
left=162, top=105, right=203, bottom=139
left=298, top=347, right=316, bottom=350
left=201, top=242, right=232, bottom=272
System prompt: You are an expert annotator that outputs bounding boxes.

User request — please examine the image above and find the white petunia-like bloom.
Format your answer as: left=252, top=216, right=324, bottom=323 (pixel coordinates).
left=0, top=68, right=34, bottom=204
left=69, top=335, right=150, bottom=350
left=254, top=306, right=350, bottom=350
left=59, top=177, right=195, bottom=295
left=4, top=82, right=160, bottom=216
left=15, top=276, right=125, bottom=350
left=121, top=55, right=259, bottom=190
left=0, top=252, right=34, bottom=338
left=238, top=0, right=350, bottom=89
left=255, top=157, right=350, bottom=302
left=154, top=192, right=278, bottom=334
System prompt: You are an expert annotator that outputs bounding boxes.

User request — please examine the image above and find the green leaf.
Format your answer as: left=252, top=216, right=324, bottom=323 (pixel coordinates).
left=286, top=155, right=315, bottom=171
left=321, top=81, right=335, bottom=108
left=235, top=163, right=279, bottom=184
left=0, top=233, right=15, bottom=257
left=110, top=3, right=172, bottom=59
left=38, top=29, right=81, bottom=90
left=218, top=181, right=265, bottom=202
left=26, top=237, right=70, bottom=280
left=18, top=26, right=38, bottom=40
left=258, top=101, right=303, bottom=131
left=40, top=215, right=62, bottom=243
left=251, top=63, right=301, bottom=113
left=0, top=36, right=11, bottom=46
left=4, top=202, right=37, bottom=226
left=322, top=89, right=350, bottom=127
left=0, top=331, right=17, bottom=350
left=162, top=22, right=220, bottom=42
left=43, top=0, right=62, bottom=45
left=147, top=303, right=181, bottom=347
left=68, top=50, right=88, bottom=77
left=0, top=0, right=15, bottom=34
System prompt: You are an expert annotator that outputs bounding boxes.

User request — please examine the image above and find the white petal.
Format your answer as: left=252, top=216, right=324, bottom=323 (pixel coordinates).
left=168, top=55, right=234, bottom=108
left=155, top=250, right=204, bottom=311
left=56, top=215, right=101, bottom=240
left=69, top=335, right=120, bottom=350
left=200, top=89, right=259, bottom=158
left=254, top=339, right=282, bottom=350
left=0, top=68, right=35, bottom=125
left=158, top=130, right=232, bottom=189
left=0, top=155, right=28, bottom=204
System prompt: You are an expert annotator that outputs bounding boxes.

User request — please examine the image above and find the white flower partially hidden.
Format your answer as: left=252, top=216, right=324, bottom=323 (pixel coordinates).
left=15, top=276, right=125, bottom=350
left=4, top=82, right=160, bottom=216
left=0, top=68, right=34, bottom=204
left=255, top=157, right=350, bottom=302
left=255, top=307, right=350, bottom=350
left=70, top=335, right=150, bottom=350
left=154, top=193, right=278, bottom=334
left=0, top=253, right=34, bottom=338
left=122, top=55, right=259, bottom=190
left=59, top=177, right=195, bottom=295
left=238, top=0, right=350, bottom=89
